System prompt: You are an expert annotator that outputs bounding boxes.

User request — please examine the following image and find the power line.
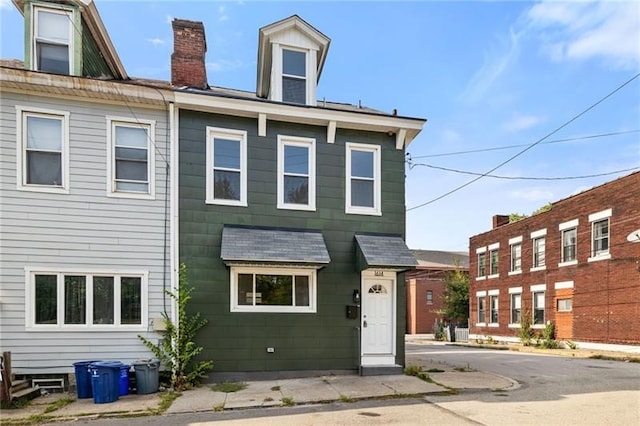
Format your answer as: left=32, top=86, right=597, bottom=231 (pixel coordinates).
left=407, top=72, right=640, bottom=212
left=408, top=162, right=640, bottom=181
left=409, top=130, right=640, bottom=159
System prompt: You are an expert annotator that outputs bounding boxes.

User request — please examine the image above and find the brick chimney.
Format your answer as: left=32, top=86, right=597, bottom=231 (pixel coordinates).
left=492, top=214, right=510, bottom=229
left=171, top=19, right=208, bottom=89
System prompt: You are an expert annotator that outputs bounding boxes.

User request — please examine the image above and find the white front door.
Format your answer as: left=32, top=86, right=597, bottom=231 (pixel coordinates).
left=361, top=277, right=395, bottom=365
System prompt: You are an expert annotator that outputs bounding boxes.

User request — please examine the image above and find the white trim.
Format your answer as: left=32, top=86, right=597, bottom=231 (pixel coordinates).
left=25, top=267, right=148, bottom=331
left=559, top=218, right=579, bottom=231
left=345, top=142, right=381, bottom=216
left=488, top=242, right=500, bottom=250
left=475, top=246, right=487, bottom=254
left=475, top=323, right=487, bottom=327
left=589, top=208, right=612, bottom=222
left=488, top=289, right=499, bottom=296
left=170, top=104, right=179, bottom=328
left=508, top=270, right=522, bottom=276
left=558, top=260, right=578, bottom=268
left=273, top=45, right=316, bottom=106
left=229, top=266, right=317, bottom=313
left=508, top=324, right=520, bottom=329
left=475, top=290, right=487, bottom=297
left=475, top=276, right=486, bottom=281
left=395, top=128, right=407, bottom=150
left=277, top=135, right=316, bottom=211
left=258, top=113, right=267, bottom=137
left=531, top=284, right=546, bottom=292
left=532, top=324, right=545, bottom=329
left=206, top=127, right=248, bottom=206
left=554, top=281, right=574, bottom=290
left=588, top=253, right=612, bottom=262
left=508, top=287, right=522, bottom=294
left=530, top=265, right=546, bottom=272
left=530, top=228, right=547, bottom=238
left=508, top=236, right=522, bottom=245
left=327, top=120, right=336, bottom=144
left=16, top=106, right=70, bottom=194
left=487, top=273, right=499, bottom=279
left=106, top=116, right=156, bottom=199
left=488, top=323, right=499, bottom=328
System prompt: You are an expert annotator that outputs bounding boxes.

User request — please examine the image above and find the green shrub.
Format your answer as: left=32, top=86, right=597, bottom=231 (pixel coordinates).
left=517, top=309, right=534, bottom=346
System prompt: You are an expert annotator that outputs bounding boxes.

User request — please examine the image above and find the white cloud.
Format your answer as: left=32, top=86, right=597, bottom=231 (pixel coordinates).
left=206, top=59, right=243, bottom=72
left=146, top=38, right=165, bottom=46
left=460, top=28, right=522, bottom=103
left=501, top=114, right=544, bottom=133
left=509, top=188, right=553, bottom=202
left=218, top=5, right=229, bottom=22
left=525, top=1, right=640, bottom=69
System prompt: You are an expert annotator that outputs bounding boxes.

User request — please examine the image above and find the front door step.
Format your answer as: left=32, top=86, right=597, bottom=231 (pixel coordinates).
left=360, top=364, right=403, bottom=376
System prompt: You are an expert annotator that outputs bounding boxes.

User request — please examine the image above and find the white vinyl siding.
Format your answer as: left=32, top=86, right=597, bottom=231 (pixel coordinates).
left=1, top=92, right=170, bottom=373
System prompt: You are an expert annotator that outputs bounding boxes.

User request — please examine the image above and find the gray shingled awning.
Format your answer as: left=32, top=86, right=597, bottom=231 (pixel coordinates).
left=220, top=226, right=331, bottom=266
left=354, top=234, right=417, bottom=271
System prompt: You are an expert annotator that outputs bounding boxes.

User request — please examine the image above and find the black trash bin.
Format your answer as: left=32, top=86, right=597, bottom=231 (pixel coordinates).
left=133, top=360, right=159, bottom=394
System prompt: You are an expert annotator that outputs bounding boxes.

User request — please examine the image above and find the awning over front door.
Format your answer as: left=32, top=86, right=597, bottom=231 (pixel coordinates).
left=220, top=225, right=331, bottom=267
left=354, top=234, right=417, bottom=271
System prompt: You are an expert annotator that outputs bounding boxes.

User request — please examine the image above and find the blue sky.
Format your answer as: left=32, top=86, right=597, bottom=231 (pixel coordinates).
left=2, top=0, right=639, bottom=251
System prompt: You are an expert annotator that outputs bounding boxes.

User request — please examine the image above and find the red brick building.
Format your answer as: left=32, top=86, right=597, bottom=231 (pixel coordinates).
left=469, top=171, right=640, bottom=346
left=406, top=250, right=469, bottom=334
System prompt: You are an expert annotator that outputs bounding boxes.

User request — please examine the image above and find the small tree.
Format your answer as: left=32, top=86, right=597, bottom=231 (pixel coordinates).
left=439, top=267, right=469, bottom=326
left=517, top=308, right=534, bottom=346
left=139, top=263, right=213, bottom=390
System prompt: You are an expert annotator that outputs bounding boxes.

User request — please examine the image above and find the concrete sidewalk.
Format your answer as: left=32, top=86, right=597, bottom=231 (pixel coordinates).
left=0, top=369, right=516, bottom=423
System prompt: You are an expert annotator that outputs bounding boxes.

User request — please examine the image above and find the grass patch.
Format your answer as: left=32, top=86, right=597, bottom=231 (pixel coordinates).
left=42, top=397, right=74, bottom=413
left=213, top=403, right=224, bottom=412
left=426, top=368, right=445, bottom=373
left=404, top=365, right=433, bottom=383
left=589, top=354, right=640, bottom=363
left=263, top=397, right=274, bottom=402
left=153, top=391, right=180, bottom=414
left=280, top=397, right=294, bottom=406
left=339, top=394, right=354, bottom=403
left=211, top=381, right=247, bottom=393
left=270, top=385, right=281, bottom=391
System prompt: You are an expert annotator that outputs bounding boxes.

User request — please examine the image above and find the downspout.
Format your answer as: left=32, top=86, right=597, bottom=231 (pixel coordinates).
left=169, top=102, right=179, bottom=328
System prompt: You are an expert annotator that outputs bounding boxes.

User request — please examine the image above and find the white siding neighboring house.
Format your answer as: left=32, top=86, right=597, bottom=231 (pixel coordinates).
left=0, top=70, right=173, bottom=374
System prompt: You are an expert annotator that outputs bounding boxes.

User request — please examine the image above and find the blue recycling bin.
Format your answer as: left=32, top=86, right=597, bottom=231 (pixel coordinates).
left=73, top=360, right=101, bottom=399
left=90, top=361, right=121, bottom=404
left=119, top=364, right=130, bottom=396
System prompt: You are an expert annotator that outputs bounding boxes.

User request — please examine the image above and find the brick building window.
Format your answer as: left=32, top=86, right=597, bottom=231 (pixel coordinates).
left=489, top=249, right=499, bottom=275
left=533, top=291, right=545, bottom=325
left=591, top=219, right=609, bottom=257
left=489, top=295, right=499, bottom=324
left=510, top=242, right=521, bottom=272
left=426, top=290, right=433, bottom=305
left=477, top=252, right=486, bottom=276
left=561, top=228, right=577, bottom=263
left=477, top=296, right=486, bottom=323
left=533, top=236, right=546, bottom=268
left=510, top=293, right=521, bottom=324
left=557, top=298, right=572, bottom=312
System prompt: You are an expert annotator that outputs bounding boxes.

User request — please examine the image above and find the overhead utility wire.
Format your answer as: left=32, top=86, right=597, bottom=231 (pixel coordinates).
left=410, top=129, right=640, bottom=159
left=408, top=163, right=640, bottom=181
left=407, top=72, right=640, bottom=212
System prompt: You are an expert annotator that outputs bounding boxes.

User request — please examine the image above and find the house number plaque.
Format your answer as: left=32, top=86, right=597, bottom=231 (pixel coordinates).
left=374, top=270, right=384, bottom=277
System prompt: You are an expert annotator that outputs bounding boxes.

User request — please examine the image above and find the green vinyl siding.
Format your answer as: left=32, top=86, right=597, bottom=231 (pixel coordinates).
left=179, top=110, right=407, bottom=372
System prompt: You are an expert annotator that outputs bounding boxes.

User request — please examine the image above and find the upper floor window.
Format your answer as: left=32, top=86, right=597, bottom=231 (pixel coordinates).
left=26, top=269, right=147, bottom=330
left=489, top=247, right=499, bottom=276
left=16, top=107, right=70, bottom=194
left=282, top=49, right=307, bottom=104
left=107, top=118, right=155, bottom=198
left=345, top=143, right=381, bottom=216
left=206, top=127, right=247, bottom=206
left=426, top=290, right=433, bottom=305
left=533, top=236, right=546, bottom=268
left=277, top=135, right=315, bottom=210
left=589, top=209, right=612, bottom=261
left=32, top=6, right=74, bottom=75
left=477, top=252, right=486, bottom=277
left=230, top=266, right=316, bottom=313
left=510, top=242, right=522, bottom=272
left=561, top=228, right=577, bottom=263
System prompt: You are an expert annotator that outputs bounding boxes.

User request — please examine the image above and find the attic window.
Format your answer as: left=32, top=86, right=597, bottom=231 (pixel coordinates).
left=282, top=49, right=306, bottom=104
left=32, top=6, right=73, bottom=75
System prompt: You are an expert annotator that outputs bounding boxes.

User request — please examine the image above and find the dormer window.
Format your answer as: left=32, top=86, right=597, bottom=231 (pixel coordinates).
left=282, top=48, right=307, bottom=104
left=32, top=6, right=74, bottom=75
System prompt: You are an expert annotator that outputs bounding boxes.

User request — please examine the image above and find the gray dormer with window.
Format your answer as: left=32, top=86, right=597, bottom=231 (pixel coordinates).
left=256, top=15, right=330, bottom=106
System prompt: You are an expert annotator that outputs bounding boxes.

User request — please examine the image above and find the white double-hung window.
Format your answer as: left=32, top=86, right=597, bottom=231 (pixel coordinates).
left=282, top=48, right=307, bottom=104
left=589, top=209, right=612, bottom=261
left=107, top=118, right=155, bottom=198
left=206, top=127, right=247, bottom=206
left=17, top=107, right=70, bottom=193
left=277, top=135, right=315, bottom=210
left=32, top=6, right=74, bottom=74
left=345, top=143, right=381, bottom=215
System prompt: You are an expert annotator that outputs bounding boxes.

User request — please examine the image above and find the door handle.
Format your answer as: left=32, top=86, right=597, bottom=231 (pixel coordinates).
left=363, top=320, right=367, bottom=328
